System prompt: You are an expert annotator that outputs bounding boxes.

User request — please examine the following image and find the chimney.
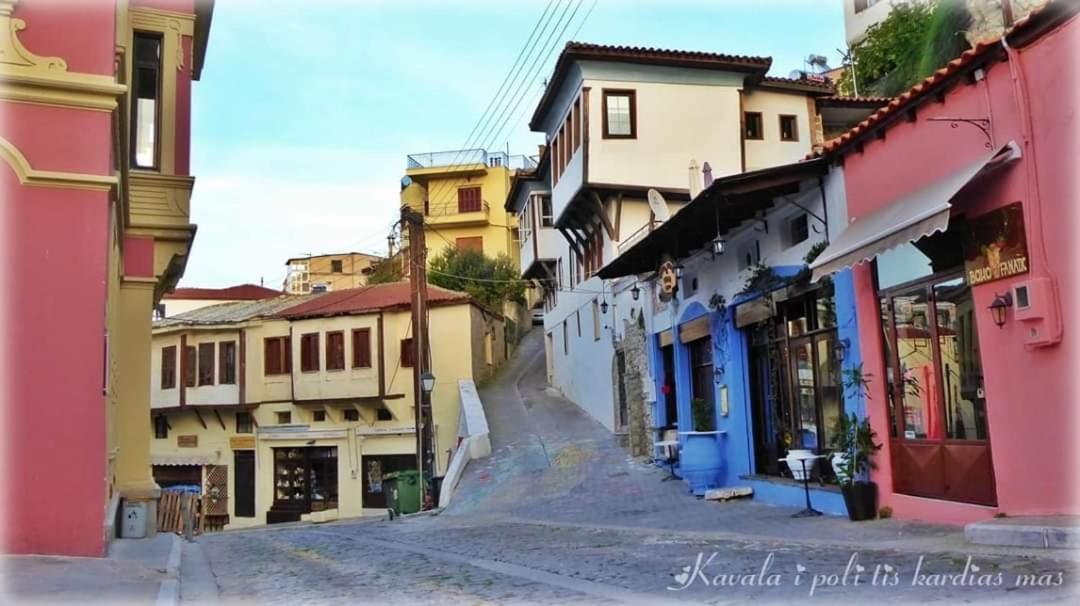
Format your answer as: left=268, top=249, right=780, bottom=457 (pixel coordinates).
left=702, top=162, right=714, bottom=187
left=688, top=159, right=701, bottom=198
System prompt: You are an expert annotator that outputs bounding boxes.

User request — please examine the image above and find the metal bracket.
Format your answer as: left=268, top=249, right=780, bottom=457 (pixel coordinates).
left=926, top=117, right=993, bottom=149
left=777, top=193, right=828, bottom=234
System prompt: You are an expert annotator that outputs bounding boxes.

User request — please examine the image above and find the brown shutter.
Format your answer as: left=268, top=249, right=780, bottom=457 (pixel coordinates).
left=326, top=332, right=344, bottom=370
left=300, top=333, right=319, bottom=372
left=184, top=346, right=197, bottom=387
left=352, top=328, right=371, bottom=368
left=264, top=337, right=278, bottom=375
left=198, top=342, right=215, bottom=385
left=401, top=337, right=414, bottom=368
left=161, top=346, right=176, bottom=389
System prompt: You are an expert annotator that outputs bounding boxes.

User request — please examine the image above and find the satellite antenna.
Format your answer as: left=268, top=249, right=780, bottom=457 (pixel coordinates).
left=647, top=188, right=671, bottom=222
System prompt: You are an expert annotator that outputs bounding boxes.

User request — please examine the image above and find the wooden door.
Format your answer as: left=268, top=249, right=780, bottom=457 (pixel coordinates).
left=234, top=451, right=255, bottom=518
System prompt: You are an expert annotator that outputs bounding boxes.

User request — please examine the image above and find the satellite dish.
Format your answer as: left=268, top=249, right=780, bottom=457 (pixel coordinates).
left=647, top=188, right=671, bottom=222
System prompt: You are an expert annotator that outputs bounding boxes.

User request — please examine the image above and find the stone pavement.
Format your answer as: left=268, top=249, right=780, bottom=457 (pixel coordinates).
left=3, top=532, right=179, bottom=605
left=189, top=329, right=1079, bottom=604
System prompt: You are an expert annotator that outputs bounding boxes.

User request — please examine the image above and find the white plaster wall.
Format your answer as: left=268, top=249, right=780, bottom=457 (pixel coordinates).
left=151, top=329, right=242, bottom=408
left=552, top=149, right=583, bottom=223
left=162, top=298, right=233, bottom=318
left=290, top=315, right=382, bottom=401
left=585, top=79, right=743, bottom=188
left=742, top=89, right=816, bottom=172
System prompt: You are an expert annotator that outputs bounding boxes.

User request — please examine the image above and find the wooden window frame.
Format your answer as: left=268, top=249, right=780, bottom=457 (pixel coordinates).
left=197, top=342, right=215, bottom=386
left=572, top=96, right=582, bottom=151
left=743, top=111, right=764, bottom=140
left=160, top=345, right=176, bottom=389
left=313, top=410, right=327, bottom=422
left=352, top=328, right=372, bottom=368
left=455, top=236, right=483, bottom=253
left=276, top=411, right=292, bottom=425
left=330, top=259, right=343, bottom=273
left=300, top=333, right=320, bottom=373
left=184, top=345, right=197, bottom=387
left=326, top=331, right=345, bottom=371
left=236, top=411, right=253, bottom=434
left=601, top=89, right=636, bottom=139
left=457, top=186, right=482, bottom=213
left=218, top=341, right=237, bottom=385
left=344, top=409, right=360, bottom=422
left=154, top=415, right=168, bottom=439
left=401, top=337, right=415, bottom=368
left=779, top=114, right=799, bottom=142
left=263, top=336, right=291, bottom=376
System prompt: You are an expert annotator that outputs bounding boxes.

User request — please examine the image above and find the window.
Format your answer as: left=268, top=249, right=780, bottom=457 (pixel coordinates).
left=352, top=328, right=372, bottom=368
left=401, top=337, right=414, bottom=368
left=313, top=410, right=326, bottom=422
left=331, top=259, right=343, bottom=273
left=376, top=407, right=393, bottom=421
left=779, top=114, right=799, bottom=141
left=572, top=96, right=582, bottom=151
left=456, top=236, right=483, bottom=253
left=602, top=90, right=636, bottom=138
left=197, top=343, right=215, bottom=385
left=236, top=412, right=253, bottom=434
left=300, top=333, right=320, bottom=372
left=311, top=283, right=329, bottom=294
left=276, top=411, right=292, bottom=425
left=131, top=33, right=162, bottom=168
left=788, top=214, right=809, bottom=247
left=458, top=186, right=482, bottom=213
left=219, top=341, right=237, bottom=384
left=264, top=336, right=291, bottom=375
left=576, top=310, right=581, bottom=337
left=184, top=345, right=196, bottom=387
left=853, top=0, right=882, bottom=13
left=540, top=195, right=553, bottom=227
left=154, top=415, right=168, bottom=439
left=153, top=304, right=166, bottom=320
left=344, top=409, right=360, bottom=422
left=592, top=300, right=601, bottom=341
left=744, top=112, right=763, bottom=140
left=160, top=345, right=176, bottom=389
left=326, top=331, right=345, bottom=371
left=563, top=321, right=569, bottom=354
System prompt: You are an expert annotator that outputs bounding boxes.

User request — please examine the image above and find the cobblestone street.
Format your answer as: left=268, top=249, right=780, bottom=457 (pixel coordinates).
left=193, top=331, right=1079, bottom=604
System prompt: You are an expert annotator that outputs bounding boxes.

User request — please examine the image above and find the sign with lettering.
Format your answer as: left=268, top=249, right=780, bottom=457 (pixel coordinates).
left=229, top=436, right=255, bottom=450
left=177, top=435, right=198, bottom=448
left=964, top=202, right=1030, bottom=286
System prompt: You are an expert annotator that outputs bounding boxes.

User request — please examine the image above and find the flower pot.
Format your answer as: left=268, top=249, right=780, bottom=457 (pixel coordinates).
left=784, top=449, right=815, bottom=481
left=840, top=482, right=878, bottom=521
left=831, top=452, right=851, bottom=484
left=680, top=434, right=724, bottom=496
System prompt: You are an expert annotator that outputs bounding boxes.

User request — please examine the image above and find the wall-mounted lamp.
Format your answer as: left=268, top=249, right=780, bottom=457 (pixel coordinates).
left=833, top=337, right=850, bottom=362
left=600, top=299, right=609, bottom=314
left=711, top=237, right=726, bottom=257
left=989, top=292, right=1013, bottom=328
left=630, top=284, right=641, bottom=301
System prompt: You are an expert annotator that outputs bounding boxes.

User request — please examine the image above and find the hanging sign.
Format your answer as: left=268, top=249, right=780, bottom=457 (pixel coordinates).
left=657, top=255, right=678, bottom=302
left=177, top=435, right=198, bottom=448
left=963, top=202, right=1030, bottom=286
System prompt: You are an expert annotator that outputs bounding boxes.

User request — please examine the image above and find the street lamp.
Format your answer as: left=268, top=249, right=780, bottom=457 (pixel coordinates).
left=989, top=292, right=1013, bottom=328
left=711, top=237, right=726, bottom=257
left=630, top=284, right=641, bottom=301
left=421, top=371, right=436, bottom=394
left=600, top=299, right=609, bottom=314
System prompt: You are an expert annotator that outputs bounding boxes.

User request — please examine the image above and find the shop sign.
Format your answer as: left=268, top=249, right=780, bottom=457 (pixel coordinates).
left=356, top=426, right=416, bottom=436
left=657, top=255, right=677, bottom=302
left=964, top=202, right=1030, bottom=286
left=734, top=297, right=773, bottom=328
left=177, top=435, right=198, bottom=448
left=230, top=436, right=255, bottom=450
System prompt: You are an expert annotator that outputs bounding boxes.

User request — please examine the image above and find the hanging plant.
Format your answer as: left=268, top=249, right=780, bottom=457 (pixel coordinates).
left=708, top=292, right=727, bottom=312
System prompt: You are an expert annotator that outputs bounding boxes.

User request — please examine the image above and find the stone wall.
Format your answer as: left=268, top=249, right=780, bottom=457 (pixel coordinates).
left=965, top=0, right=1046, bottom=46
left=617, top=312, right=654, bottom=459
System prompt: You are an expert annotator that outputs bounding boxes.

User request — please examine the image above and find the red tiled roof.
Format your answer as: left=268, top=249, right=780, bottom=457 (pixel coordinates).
left=275, top=282, right=471, bottom=319
left=530, top=41, right=772, bottom=130
left=760, top=75, right=835, bottom=93
left=813, top=0, right=1072, bottom=159
left=817, top=95, right=894, bottom=106
left=164, top=284, right=281, bottom=301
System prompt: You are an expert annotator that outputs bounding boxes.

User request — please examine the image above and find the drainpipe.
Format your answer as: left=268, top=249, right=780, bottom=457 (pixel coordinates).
left=1000, top=35, right=1064, bottom=342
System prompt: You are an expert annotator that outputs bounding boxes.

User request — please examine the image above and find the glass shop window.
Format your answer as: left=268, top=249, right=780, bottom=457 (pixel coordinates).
left=131, top=33, right=162, bottom=169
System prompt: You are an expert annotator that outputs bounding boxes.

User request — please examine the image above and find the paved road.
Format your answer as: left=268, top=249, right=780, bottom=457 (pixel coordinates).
left=194, top=330, right=1078, bottom=604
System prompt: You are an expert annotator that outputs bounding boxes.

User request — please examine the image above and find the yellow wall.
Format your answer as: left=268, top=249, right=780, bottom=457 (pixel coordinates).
left=149, top=300, right=503, bottom=528
left=402, top=165, right=518, bottom=263
left=285, top=253, right=382, bottom=294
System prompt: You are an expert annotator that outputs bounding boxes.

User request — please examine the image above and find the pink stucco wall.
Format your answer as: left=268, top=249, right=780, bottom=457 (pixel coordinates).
left=843, top=16, right=1078, bottom=525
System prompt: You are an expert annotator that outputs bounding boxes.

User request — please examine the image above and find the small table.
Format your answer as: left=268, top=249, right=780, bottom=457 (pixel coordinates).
left=655, top=440, right=680, bottom=481
left=780, top=455, right=827, bottom=518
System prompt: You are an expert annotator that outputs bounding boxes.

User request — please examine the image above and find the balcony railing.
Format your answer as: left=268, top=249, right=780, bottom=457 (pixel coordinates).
left=618, top=220, right=661, bottom=256
left=423, top=200, right=491, bottom=219
left=407, top=149, right=538, bottom=171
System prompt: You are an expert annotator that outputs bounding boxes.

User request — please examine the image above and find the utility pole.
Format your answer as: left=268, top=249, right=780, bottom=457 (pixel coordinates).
left=402, top=206, right=434, bottom=506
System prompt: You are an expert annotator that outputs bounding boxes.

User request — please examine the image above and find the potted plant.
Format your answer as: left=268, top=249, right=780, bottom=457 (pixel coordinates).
left=829, top=413, right=854, bottom=483
left=832, top=413, right=883, bottom=521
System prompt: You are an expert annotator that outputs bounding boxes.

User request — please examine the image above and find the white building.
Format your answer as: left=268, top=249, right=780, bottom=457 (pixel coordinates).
left=519, top=42, right=843, bottom=432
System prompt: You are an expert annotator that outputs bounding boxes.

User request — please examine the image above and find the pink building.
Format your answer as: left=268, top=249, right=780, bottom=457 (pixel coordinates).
left=1, top=0, right=213, bottom=555
left=810, top=2, right=1078, bottom=525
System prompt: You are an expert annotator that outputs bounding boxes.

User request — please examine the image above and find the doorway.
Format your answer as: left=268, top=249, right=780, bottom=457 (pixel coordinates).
left=747, top=286, right=842, bottom=477
left=660, top=344, right=677, bottom=428
left=269, top=447, right=339, bottom=523
left=234, top=451, right=255, bottom=518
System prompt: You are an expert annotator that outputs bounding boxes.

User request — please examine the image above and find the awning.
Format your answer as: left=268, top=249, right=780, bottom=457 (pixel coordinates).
left=810, top=142, right=1019, bottom=281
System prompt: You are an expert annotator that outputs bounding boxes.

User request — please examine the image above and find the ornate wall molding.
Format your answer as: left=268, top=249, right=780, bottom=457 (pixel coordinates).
left=0, top=0, right=126, bottom=111
left=0, top=136, right=117, bottom=191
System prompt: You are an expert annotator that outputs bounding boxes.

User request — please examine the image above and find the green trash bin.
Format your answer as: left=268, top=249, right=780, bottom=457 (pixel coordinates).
left=383, top=470, right=422, bottom=516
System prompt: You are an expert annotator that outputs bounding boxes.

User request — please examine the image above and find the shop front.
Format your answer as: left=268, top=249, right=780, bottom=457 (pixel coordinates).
left=809, top=3, right=1078, bottom=524
left=268, top=446, right=339, bottom=523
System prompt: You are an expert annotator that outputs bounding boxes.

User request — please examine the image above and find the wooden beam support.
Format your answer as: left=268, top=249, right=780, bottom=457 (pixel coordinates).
left=558, top=227, right=584, bottom=258
left=613, top=193, right=623, bottom=241
left=193, top=407, right=207, bottom=429
left=213, top=408, right=226, bottom=431
left=589, top=191, right=616, bottom=241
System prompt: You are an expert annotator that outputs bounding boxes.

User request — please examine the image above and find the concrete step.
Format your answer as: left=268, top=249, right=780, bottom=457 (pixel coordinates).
left=965, top=516, right=1080, bottom=549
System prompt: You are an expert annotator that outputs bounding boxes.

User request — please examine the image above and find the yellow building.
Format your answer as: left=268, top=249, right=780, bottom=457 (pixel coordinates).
left=400, top=149, right=537, bottom=266
left=149, top=282, right=506, bottom=528
left=284, top=252, right=384, bottom=294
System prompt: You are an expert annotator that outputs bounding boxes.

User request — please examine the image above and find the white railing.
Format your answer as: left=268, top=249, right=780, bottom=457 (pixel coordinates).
left=438, top=379, right=491, bottom=509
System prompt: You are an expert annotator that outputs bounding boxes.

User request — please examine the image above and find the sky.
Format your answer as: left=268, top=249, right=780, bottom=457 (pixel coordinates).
left=185, top=0, right=847, bottom=289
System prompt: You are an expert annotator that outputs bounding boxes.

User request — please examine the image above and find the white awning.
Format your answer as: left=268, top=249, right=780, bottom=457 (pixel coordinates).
left=811, top=142, right=1020, bottom=282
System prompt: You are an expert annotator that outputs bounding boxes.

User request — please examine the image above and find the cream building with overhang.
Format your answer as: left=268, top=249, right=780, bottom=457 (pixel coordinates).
left=149, top=283, right=506, bottom=528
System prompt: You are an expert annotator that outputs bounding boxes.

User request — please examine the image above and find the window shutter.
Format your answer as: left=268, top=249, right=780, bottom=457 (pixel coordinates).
left=353, top=328, right=372, bottom=368
left=184, top=346, right=196, bottom=387
left=401, top=337, right=414, bottom=368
